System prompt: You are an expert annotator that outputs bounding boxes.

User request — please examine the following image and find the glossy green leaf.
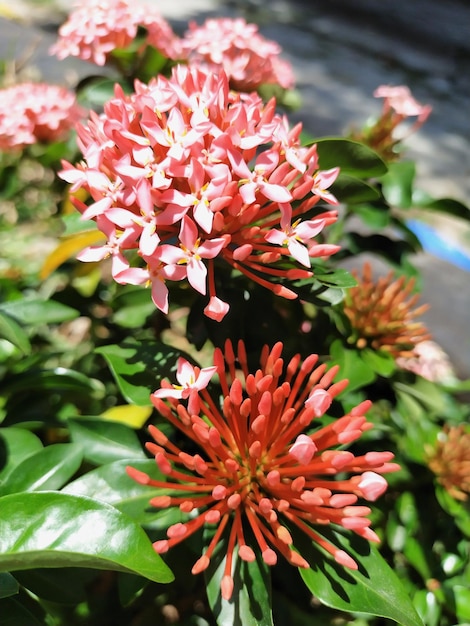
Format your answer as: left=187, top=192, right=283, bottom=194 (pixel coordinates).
left=329, top=340, right=376, bottom=393
left=314, top=138, right=387, bottom=178
left=298, top=528, right=424, bottom=626
left=0, top=299, right=79, bottom=326
left=313, top=268, right=357, bottom=289
left=206, top=545, right=273, bottom=626
left=353, top=203, right=391, bottom=229
left=2, top=368, right=105, bottom=399
left=381, top=161, right=416, bottom=208
left=68, top=418, right=146, bottom=465
left=62, top=458, right=168, bottom=523
left=331, top=174, right=380, bottom=204
left=0, top=492, right=173, bottom=583
left=412, top=589, right=440, bottom=626
left=0, top=443, right=83, bottom=497
left=0, top=311, right=30, bottom=355
left=0, top=428, right=43, bottom=482
left=0, top=572, right=18, bottom=599
left=412, top=191, right=470, bottom=221
left=96, top=339, right=193, bottom=406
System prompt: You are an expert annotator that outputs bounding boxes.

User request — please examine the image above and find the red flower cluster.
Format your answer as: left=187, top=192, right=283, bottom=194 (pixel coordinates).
left=127, top=340, right=399, bottom=600
left=61, top=66, right=340, bottom=320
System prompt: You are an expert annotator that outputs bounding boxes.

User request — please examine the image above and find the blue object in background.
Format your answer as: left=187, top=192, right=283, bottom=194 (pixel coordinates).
left=406, top=219, right=470, bottom=272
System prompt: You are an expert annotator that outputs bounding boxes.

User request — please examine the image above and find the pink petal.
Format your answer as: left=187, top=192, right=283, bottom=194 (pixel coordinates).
left=289, top=434, right=317, bottom=465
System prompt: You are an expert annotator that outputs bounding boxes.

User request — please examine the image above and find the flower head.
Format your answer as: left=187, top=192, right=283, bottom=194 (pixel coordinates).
left=349, top=84, right=432, bottom=161
left=127, top=340, right=398, bottom=600
left=179, top=17, right=294, bottom=92
left=61, top=66, right=339, bottom=320
left=427, top=425, right=470, bottom=501
left=343, top=262, right=431, bottom=358
left=0, top=82, right=83, bottom=152
left=396, top=340, right=457, bottom=383
left=50, top=0, right=180, bottom=66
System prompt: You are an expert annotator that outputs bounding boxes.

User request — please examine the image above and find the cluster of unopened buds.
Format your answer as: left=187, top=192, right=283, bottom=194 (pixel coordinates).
left=61, top=65, right=340, bottom=321
left=127, top=340, right=399, bottom=600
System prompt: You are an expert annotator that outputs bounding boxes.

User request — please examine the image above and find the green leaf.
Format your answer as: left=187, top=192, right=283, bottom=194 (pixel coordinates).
left=331, top=174, right=380, bottom=204
left=68, top=418, right=146, bottom=465
left=2, top=368, right=105, bottom=399
left=353, top=203, right=391, bottom=229
left=0, top=572, right=18, bottom=599
left=361, top=348, right=396, bottom=377
left=206, top=546, right=273, bottom=626
left=0, top=444, right=83, bottom=497
left=0, top=299, right=79, bottom=326
left=0, top=428, right=43, bottom=483
left=62, top=459, right=168, bottom=523
left=298, top=528, right=424, bottom=626
left=329, top=340, right=376, bottom=393
left=381, top=161, right=416, bottom=208
left=0, top=597, right=45, bottom=625
left=13, top=568, right=95, bottom=605
left=412, top=191, right=470, bottom=222
left=96, top=339, right=192, bottom=406
left=0, top=492, right=173, bottom=583
left=0, top=311, right=31, bottom=355
left=314, top=138, right=387, bottom=178
left=313, top=268, right=357, bottom=289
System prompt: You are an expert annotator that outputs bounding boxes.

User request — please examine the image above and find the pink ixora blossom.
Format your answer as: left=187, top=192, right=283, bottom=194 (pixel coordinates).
left=50, top=0, right=180, bottom=66
left=61, top=65, right=340, bottom=320
left=179, top=17, right=295, bottom=92
left=127, top=340, right=399, bottom=601
left=0, top=82, right=83, bottom=152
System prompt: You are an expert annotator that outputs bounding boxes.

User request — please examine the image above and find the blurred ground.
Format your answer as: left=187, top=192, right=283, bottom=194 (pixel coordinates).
left=1, top=0, right=469, bottom=376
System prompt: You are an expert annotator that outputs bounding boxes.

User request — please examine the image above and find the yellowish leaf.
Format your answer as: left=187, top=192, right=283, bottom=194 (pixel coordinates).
left=101, top=405, right=153, bottom=429
left=40, top=230, right=106, bottom=279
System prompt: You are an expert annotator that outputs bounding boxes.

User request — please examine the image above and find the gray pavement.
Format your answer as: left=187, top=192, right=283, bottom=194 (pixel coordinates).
left=1, top=0, right=469, bottom=376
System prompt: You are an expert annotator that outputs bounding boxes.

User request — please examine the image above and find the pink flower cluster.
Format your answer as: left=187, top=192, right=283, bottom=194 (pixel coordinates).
left=374, top=85, right=432, bottom=122
left=50, top=0, right=180, bottom=66
left=61, top=66, right=340, bottom=321
left=0, top=83, right=84, bottom=152
left=180, top=17, right=295, bottom=92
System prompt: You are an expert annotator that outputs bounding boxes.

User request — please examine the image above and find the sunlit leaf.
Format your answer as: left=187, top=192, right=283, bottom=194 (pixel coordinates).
left=100, top=405, right=153, bottom=429
left=0, top=443, right=83, bottom=497
left=96, top=339, right=193, bottom=406
left=0, top=492, right=173, bottom=583
left=297, top=527, right=424, bottom=626
left=381, top=161, right=416, bottom=208
left=313, top=138, right=387, bottom=178
left=0, top=312, right=30, bottom=355
left=0, top=428, right=43, bottom=483
left=329, top=340, right=376, bottom=393
left=68, top=418, right=146, bottom=465
left=40, top=230, right=105, bottom=279
left=0, top=298, right=78, bottom=326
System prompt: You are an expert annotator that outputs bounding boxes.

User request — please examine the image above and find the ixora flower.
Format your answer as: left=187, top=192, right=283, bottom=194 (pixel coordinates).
left=396, top=340, right=457, bottom=384
left=427, top=425, right=470, bottom=501
left=349, top=84, right=432, bottom=161
left=179, top=17, right=294, bottom=92
left=50, top=0, right=180, bottom=66
left=61, top=65, right=340, bottom=321
left=343, top=262, right=431, bottom=358
left=0, top=82, right=83, bottom=151
left=127, top=340, right=399, bottom=600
